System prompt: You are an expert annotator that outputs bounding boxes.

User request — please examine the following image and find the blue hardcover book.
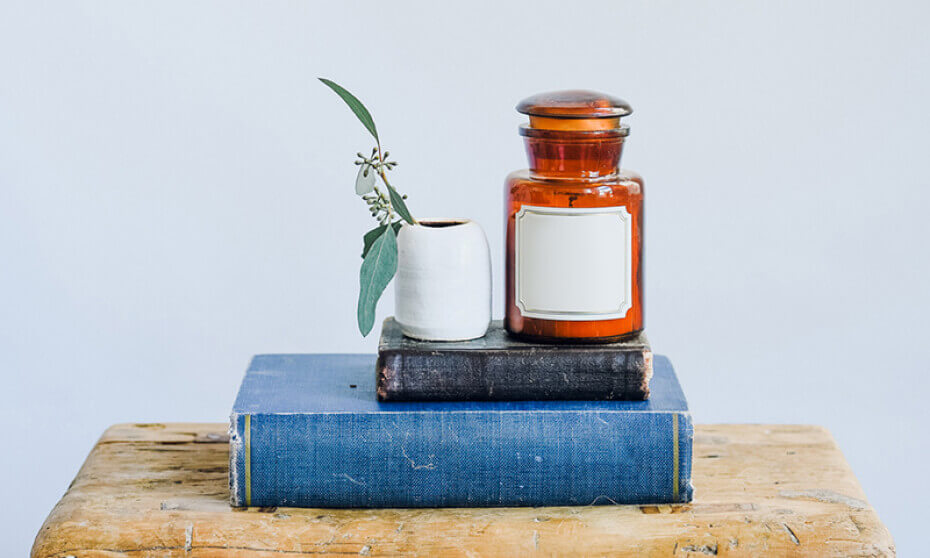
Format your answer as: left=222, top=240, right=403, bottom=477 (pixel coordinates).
left=230, top=354, right=693, bottom=508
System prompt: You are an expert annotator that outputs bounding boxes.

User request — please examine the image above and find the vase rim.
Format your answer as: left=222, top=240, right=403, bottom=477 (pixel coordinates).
left=410, top=218, right=473, bottom=229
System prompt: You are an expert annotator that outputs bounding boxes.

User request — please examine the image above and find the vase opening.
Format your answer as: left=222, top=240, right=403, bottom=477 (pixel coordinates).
left=418, top=219, right=468, bottom=228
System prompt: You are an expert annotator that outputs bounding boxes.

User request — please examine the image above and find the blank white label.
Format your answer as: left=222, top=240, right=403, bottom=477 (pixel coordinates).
left=515, top=205, right=632, bottom=321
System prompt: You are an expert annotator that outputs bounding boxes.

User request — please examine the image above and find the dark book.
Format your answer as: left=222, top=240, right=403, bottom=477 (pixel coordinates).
left=230, top=353, right=692, bottom=508
left=377, top=318, right=653, bottom=401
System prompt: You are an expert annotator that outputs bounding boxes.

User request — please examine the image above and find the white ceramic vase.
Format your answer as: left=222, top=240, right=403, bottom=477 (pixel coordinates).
left=394, top=219, right=491, bottom=341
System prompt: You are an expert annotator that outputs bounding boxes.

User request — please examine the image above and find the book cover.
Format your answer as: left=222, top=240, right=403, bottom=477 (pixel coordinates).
left=378, top=318, right=652, bottom=401
left=230, top=354, right=692, bottom=508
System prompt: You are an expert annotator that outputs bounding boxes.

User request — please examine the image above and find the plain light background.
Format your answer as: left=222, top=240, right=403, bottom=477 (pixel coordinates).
left=1, top=1, right=926, bottom=554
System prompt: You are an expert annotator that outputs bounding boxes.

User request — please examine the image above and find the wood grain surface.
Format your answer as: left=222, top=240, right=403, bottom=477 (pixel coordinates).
left=32, top=423, right=894, bottom=557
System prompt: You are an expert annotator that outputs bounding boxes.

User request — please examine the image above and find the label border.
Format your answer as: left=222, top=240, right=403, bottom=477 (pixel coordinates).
left=515, top=204, right=632, bottom=321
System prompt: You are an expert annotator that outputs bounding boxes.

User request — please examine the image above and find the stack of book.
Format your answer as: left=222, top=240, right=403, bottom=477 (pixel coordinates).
left=230, top=318, right=693, bottom=508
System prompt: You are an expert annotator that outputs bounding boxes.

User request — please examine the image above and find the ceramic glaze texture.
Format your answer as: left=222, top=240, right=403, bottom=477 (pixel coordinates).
left=394, top=219, right=491, bottom=341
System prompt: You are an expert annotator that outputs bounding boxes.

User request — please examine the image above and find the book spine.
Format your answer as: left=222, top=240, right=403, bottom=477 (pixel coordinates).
left=230, top=409, right=692, bottom=508
left=377, top=349, right=652, bottom=401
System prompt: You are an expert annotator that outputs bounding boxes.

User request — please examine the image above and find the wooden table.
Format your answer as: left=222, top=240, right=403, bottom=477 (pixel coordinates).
left=32, top=423, right=894, bottom=557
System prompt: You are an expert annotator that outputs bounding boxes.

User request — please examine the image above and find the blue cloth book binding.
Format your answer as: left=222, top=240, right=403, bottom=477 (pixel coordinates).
left=230, top=354, right=693, bottom=508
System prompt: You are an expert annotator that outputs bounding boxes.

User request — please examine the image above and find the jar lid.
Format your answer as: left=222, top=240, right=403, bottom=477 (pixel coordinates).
left=516, top=90, right=632, bottom=119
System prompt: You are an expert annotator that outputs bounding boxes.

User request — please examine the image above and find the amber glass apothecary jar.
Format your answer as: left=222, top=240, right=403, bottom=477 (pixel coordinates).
left=505, top=90, right=643, bottom=342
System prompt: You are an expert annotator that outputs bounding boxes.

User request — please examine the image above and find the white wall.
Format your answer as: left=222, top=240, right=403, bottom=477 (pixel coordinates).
left=2, top=1, right=926, bottom=554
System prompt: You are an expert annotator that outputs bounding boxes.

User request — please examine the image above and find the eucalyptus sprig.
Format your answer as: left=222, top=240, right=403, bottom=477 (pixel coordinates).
left=319, top=78, right=417, bottom=336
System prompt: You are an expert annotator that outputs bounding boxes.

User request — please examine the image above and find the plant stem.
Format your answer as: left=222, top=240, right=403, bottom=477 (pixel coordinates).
left=376, top=142, right=417, bottom=225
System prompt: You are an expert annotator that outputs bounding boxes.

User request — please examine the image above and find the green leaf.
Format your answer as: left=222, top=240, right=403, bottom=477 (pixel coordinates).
left=318, top=78, right=378, bottom=141
left=386, top=183, right=416, bottom=225
left=361, top=222, right=402, bottom=258
left=357, top=225, right=397, bottom=336
left=355, top=164, right=375, bottom=195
